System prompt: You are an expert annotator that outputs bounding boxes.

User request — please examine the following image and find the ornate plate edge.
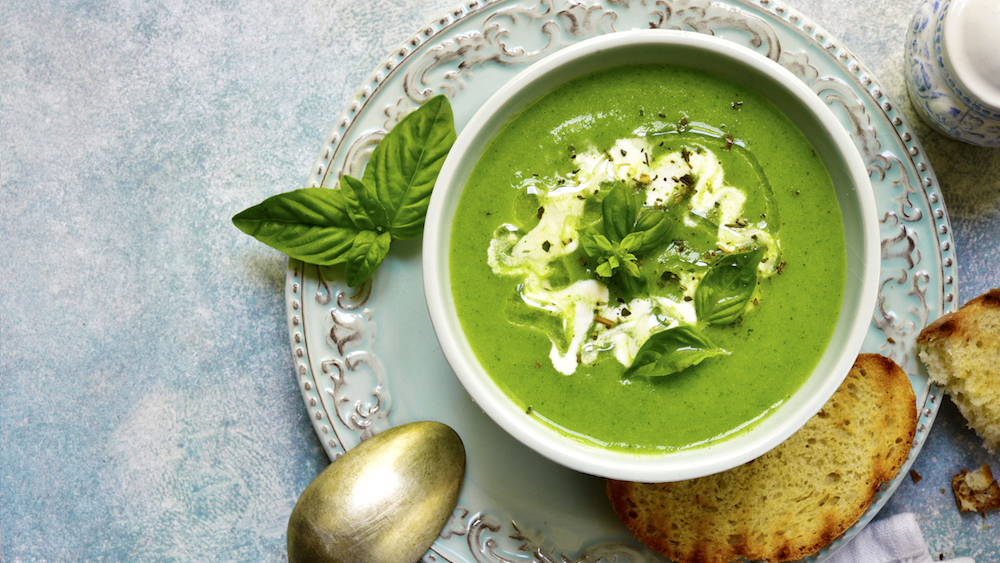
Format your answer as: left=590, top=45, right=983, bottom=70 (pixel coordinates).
left=284, top=0, right=961, bottom=561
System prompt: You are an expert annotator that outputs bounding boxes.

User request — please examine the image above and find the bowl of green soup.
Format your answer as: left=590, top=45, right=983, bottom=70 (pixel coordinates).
left=423, top=29, right=878, bottom=482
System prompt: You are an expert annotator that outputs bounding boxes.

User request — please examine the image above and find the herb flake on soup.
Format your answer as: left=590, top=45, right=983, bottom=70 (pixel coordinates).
left=449, top=64, right=846, bottom=452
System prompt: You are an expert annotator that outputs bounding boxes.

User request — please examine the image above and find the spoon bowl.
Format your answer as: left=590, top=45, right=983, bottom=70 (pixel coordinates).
left=287, top=421, right=466, bottom=563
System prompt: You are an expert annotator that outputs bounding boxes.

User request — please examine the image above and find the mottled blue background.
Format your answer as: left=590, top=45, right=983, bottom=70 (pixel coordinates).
left=2, top=0, right=998, bottom=561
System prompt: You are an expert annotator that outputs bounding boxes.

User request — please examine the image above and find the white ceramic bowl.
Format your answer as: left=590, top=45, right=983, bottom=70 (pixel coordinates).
left=423, top=30, right=878, bottom=482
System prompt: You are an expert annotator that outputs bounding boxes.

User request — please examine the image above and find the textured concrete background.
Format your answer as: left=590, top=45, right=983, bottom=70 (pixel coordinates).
left=2, top=0, right=998, bottom=561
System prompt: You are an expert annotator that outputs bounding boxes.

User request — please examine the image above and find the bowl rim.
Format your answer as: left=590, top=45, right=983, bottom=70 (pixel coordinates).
left=423, top=29, right=879, bottom=482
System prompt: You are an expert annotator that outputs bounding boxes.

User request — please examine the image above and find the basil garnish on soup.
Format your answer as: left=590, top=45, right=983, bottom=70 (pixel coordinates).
left=449, top=64, right=846, bottom=452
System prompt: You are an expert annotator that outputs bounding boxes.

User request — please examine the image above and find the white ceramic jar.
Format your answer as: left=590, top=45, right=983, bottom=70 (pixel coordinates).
left=905, top=0, right=1000, bottom=147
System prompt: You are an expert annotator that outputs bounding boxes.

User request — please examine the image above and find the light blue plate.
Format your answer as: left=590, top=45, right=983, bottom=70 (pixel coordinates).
left=287, top=0, right=958, bottom=560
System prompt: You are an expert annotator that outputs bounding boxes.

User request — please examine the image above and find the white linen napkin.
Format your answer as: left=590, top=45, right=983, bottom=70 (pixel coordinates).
left=827, top=513, right=974, bottom=563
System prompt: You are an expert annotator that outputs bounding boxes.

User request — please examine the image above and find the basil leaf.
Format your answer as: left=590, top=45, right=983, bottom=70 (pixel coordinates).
left=620, top=231, right=642, bottom=253
left=232, top=188, right=361, bottom=265
left=362, top=95, right=456, bottom=240
left=620, top=258, right=640, bottom=278
left=632, top=210, right=674, bottom=256
left=341, top=175, right=388, bottom=232
left=345, top=230, right=392, bottom=287
left=625, top=325, right=728, bottom=377
left=618, top=269, right=646, bottom=296
left=597, top=255, right=620, bottom=278
left=695, top=247, right=765, bottom=325
left=579, top=230, right=610, bottom=258
left=578, top=229, right=599, bottom=256
left=602, top=183, right=638, bottom=243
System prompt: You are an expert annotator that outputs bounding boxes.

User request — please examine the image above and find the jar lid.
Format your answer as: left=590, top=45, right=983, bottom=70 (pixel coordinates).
left=943, top=0, right=1000, bottom=109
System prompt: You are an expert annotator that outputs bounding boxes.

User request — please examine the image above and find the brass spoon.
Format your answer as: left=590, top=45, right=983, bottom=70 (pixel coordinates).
left=287, top=421, right=466, bottom=563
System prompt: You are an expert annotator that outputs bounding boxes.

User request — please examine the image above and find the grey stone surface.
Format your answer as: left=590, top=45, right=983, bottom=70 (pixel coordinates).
left=2, top=0, right=997, bottom=560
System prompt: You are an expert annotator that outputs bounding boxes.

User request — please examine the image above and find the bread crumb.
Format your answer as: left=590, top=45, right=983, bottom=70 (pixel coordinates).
left=910, top=469, right=923, bottom=484
left=952, top=464, right=1000, bottom=512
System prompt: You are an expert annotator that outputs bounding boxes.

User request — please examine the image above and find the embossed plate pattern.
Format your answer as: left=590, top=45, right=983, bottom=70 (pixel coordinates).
left=286, top=0, right=958, bottom=560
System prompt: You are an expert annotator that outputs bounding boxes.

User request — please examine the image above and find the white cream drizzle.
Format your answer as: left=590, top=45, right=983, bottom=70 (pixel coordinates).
left=487, top=137, right=780, bottom=375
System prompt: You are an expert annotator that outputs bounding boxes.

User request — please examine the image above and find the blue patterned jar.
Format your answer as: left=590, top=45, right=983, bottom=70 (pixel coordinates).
left=905, top=0, right=1000, bottom=147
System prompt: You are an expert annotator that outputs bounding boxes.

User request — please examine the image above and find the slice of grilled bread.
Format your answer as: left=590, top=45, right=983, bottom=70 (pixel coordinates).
left=917, top=288, right=1000, bottom=453
left=607, top=354, right=917, bottom=563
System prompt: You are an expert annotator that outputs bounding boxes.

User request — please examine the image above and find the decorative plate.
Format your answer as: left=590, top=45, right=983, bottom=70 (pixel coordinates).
left=285, top=0, right=958, bottom=560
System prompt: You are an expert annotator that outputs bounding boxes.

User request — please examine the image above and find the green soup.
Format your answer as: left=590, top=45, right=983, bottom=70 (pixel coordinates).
left=449, top=64, right=846, bottom=452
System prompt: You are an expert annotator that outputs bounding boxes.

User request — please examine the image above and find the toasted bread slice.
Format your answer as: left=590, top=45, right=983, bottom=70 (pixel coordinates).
left=917, top=288, right=1000, bottom=453
left=607, top=354, right=917, bottom=563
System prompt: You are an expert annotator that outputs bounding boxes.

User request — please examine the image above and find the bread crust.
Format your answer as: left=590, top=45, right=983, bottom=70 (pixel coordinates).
left=607, top=354, right=917, bottom=563
left=917, top=288, right=1000, bottom=452
left=917, top=288, right=1000, bottom=345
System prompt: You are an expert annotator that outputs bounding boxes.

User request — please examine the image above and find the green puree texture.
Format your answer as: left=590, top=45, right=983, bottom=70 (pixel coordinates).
left=449, top=64, right=846, bottom=452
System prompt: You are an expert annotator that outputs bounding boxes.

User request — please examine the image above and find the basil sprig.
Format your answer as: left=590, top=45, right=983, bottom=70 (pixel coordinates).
left=233, top=95, right=456, bottom=286
left=583, top=232, right=641, bottom=279
left=581, top=183, right=674, bottom=292
left=626, top=247, right=766, bottom=378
